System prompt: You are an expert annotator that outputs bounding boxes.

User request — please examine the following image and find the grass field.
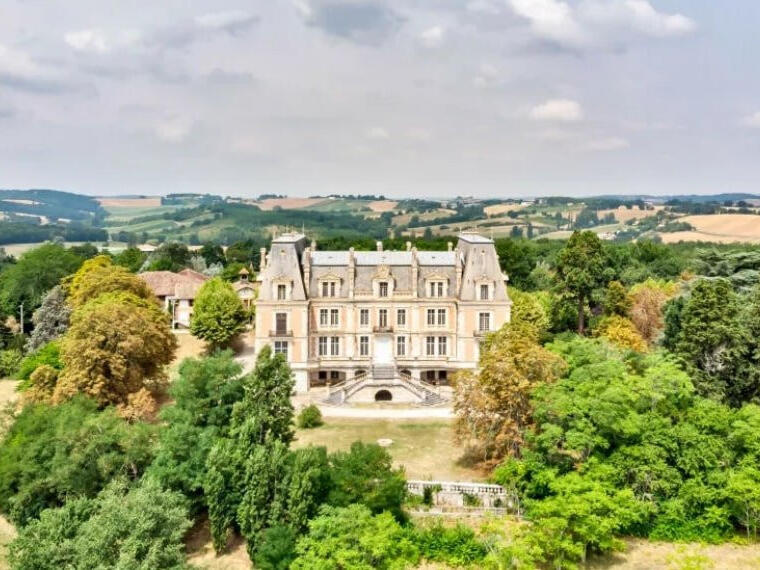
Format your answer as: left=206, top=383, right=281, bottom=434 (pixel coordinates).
left=656, top=214, right=760, bottom=244
left=293, top=418, right=485, bottom=481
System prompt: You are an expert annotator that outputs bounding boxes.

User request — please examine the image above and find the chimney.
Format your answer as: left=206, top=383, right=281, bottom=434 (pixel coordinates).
left=348, top=247, right=356, bottom=299
left=447, top=241, right=453, bottom=252
left=303, top=248, right=311, bottom=298
left=405, top=241, right=412, bottom=251
left=259, top=248, right=267, bottom=272
left=376, top=241, right=383, bottom=252
left=411, top=247, right=419, bottom=297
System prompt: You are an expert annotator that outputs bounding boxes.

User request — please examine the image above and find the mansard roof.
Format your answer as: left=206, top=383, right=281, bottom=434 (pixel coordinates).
left=309, top=250, right=456, bottom=267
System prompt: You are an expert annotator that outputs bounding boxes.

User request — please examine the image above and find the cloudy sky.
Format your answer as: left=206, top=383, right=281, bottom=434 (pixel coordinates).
left=1, top=1, right=759, bottom=198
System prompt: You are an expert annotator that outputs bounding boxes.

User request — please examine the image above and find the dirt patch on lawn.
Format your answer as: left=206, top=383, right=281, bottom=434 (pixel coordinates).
left=186, top=518, right=251, bottom=570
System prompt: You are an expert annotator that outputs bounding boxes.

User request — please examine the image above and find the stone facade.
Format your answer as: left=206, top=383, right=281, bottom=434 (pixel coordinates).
left=254, top=232, right=511, bottom=395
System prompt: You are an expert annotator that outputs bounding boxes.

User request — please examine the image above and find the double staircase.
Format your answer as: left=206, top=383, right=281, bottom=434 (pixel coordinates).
left=323, top=367, right=447, bottom=406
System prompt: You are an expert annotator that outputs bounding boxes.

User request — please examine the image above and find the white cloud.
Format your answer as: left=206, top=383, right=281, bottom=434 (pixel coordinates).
left=65, top=29, right=110, bottom=53
left=510, top=0, right=587, bottom=47
left=466, top=0, right=502, bottom=15
left=510, top=0, right=695, bottom=48
left=581, top=136, right=629, bottom=151
left=530, top=99, right=583, bottom=122
left=473, top=63, right=502, bottom=89
left=194, top=10, right=256, bottom=31
left=623, top=0, right=695, bottom=37
left=419, top=26, right=445, bottom=48
left=155, top=116, right=192, bottom=142
left=743, top=112, right=760, bottom=128
left=366, top=126, right=390, bottom=140
left=0, top=44, right=46, bottom=77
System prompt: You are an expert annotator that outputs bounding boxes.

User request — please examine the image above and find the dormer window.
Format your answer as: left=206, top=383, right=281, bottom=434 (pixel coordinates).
left=476, top=279, right=494, bottom=301
left=378, top=282, right=389, bottom=297
left=427, top=279, right=447, bottom=298
left=277, top=284, right=287, bottom=300
left=321, top=281, right=337, bottom=297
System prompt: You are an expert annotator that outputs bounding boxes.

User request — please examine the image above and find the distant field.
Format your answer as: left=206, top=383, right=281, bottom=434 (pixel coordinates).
left=484, top=203, right=524, bottom=216
left=659, top=230, right=760, bottom=244
left=253, top=197, right=327, bottom=211
left=596, top=205, right=663, bottom=222
left=677, top=214, right=760, bottom=241
left=97, top=197, right=162, bottom=208
left=368, top=200, right=398, bottom=212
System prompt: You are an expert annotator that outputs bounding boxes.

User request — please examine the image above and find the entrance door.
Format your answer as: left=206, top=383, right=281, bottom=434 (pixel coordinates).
left=374, top=336, right=393, bottom=364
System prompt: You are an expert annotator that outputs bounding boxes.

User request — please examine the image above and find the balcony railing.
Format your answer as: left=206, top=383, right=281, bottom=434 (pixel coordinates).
left=373, top=325, right=394, bottom=333
left=473, top=328, right=492, bottom=337
left=269, top=329, right=293, bottom=337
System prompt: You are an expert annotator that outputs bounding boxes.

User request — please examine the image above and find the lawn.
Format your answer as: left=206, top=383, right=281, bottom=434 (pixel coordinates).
left=293, top=418, right=486, bottom=481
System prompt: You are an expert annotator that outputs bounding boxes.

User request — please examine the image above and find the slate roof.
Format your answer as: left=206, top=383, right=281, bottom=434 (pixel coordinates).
left=309, top=250, right=456, bottom=266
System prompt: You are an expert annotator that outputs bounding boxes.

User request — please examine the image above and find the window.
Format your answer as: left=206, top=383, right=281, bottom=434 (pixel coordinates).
left=330, top=336, right=339, bottom=356
left=378, top=309, right=388, bottom=328
left=479, top=312, right=491, bottom=332
left=397, top=309, right=406, bottom=326
left=437, top=308, right=446, bottom=326
left=330, top=308, right=339, bottom=326
left=438, top=336, right=447, bottom=355
left=360, top=309, right=369, bottom=326
left=426, top=336, right=435, bottom=356
left=321, top=281, right=337, bottom=297
left=359, top=336, right=369, bottom=356
left=277, top=284, right=287, bottom=300
left=330, top=370, right=339, bottom=380
left=274, top=341, right=288, bottom=358
left=427, top=309, right=436, bottom=326
left=319, top=308, right=328, bottom=326
left=429, top=281, right=445, bottom=297
left=379, top=281, right=388, bottom=297
left=275, top=313, right=287, bottom=334
left=480, top=284, right=489, bottom=300
left=396, top=336, right=406, bottom=356
left=318, top=336, right=328, bottom=356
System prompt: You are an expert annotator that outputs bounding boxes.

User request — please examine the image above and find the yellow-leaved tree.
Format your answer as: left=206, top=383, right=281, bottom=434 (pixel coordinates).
left=596, top=314, right=648, bottom=352
left=453, top=319, right=566, bottom=463
left=629, top=278, right=680, bottom=344
left=66, top=255, right=154, bottom=309
left=53, top=291, right=177, bottom=412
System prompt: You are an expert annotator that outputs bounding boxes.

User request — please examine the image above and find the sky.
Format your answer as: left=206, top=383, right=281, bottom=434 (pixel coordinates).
left=1, top=1, right=760, bottom=199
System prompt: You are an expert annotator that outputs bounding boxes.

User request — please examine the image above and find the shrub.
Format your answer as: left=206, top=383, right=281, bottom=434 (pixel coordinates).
left=16, top=341, right=62, bottom=387
left=412, top=522, right=487, bottom=566
left=297, top=404, right=323, bottom=429
left=0, top=349, right=22, bottom=377
left=253, top=525, right=297, bottom=570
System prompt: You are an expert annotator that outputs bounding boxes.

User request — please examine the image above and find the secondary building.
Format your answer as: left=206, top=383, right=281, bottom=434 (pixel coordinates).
left=254, top=231, right=511, bottom=402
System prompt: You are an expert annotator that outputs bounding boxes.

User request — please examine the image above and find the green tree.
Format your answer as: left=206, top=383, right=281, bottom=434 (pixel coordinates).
left=291, top=505, right=419, bottom=570
left=327, top=442, right=407, bottom=519
left=670, top=278, right=748, bottom=404
left=147, top=352, right=245, bottom=512
left=555, top=231, right=611, bottom=334
left=0, top=397, right=157, bottom=526
left=190, top=277, right=247, bottom=349
left=113, top=246, right=147, bottom=272
left=8, top=479, right=191, bottom=570
left=204, top=346, right=296, bottom=550
left=0, top=243, right=82, bottom=319
left=200, top=243, right=226, bottom=266
left=603, top=280, right=632, bottom=317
